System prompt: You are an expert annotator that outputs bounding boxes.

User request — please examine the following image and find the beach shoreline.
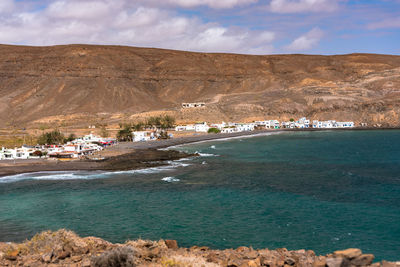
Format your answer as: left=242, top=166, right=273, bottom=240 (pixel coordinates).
left=0, top=128, right=397, bottom=178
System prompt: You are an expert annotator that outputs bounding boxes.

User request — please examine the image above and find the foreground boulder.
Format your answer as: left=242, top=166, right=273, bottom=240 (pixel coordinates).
left=0, top=229, right=398, bottom=267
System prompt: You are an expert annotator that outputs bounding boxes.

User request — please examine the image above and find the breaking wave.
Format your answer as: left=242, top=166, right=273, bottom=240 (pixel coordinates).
left=0, top=160, right=191, bottom=184
left=196, top=152, right=218, bottom=157
left=161, top=176, right=180, bottom=182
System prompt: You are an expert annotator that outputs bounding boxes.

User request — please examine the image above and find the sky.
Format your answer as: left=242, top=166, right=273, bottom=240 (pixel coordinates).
left=0, top=0, right=399, bottom=55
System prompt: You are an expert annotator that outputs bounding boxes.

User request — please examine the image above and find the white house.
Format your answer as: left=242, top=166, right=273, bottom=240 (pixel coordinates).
left=335, top=121, right=355, bottom=128
left=254, top=121, right=268, bottom=128
left=269, top=120, right=280, bottom=129
left=133, top=131, right=155, bottom=142
left=312, top=120, right=355, bottom=128
left=185, top=124, right=195, bottom=131
left=175, top=124, right=196, bottom=131
left=195, top=122, right=209, bottom=133
left=175, top=125, right=188, bottom=131
left=235, top=123, right=255, bottom=132
left=0, top=147, right=16, bottom=160
left=281, top=121, right=295, bottom=128
left=0, top=146, right=37, bottom=160
left=221, top=127, right=238, bottom=134
left=296, top=117, right=310, bottom=128
left=182, top=102, right=205, bottom=108
left=254, top=120, right=280, bottom=129
left=210, top=122, right=226, bottom=130
left=73, top=134, right=115, bottom=146
left=312, top=120, right=337, bottom=128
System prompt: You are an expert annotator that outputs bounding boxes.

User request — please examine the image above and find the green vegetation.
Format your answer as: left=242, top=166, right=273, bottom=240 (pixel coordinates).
left=208, top=127, right=221, bottom=134
left=290, top=118, right=295, bottom=122
left=158, top=131, right=170, bottom=139
left=132, top=121, right=145, bottom=131
left=117, top=115, right=176, bottom=142
left=37, top=130, right=65, bottom=145
left=65, top=133, right=77, bottom=142
left=116, top=126, right=133, bottom=142
left=32, top=150, right=43, bottom=157
left=145, top=115, right=175, bottom=130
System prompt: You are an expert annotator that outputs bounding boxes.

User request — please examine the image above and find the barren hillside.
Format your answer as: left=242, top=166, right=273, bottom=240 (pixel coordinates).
left=1, top=44, right=400, bottom=128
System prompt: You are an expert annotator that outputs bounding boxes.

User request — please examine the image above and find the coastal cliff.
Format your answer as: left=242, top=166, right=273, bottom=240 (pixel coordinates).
left=1, top=45, right=400, bottom=128
left=0, top=230, right=398, bottom=267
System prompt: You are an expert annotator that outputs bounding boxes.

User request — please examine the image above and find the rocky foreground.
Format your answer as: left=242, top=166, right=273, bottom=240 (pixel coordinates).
left=0, top=230, right=398, bottom=267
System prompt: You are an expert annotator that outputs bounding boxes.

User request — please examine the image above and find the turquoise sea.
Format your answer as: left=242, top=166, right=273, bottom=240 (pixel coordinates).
left=0, top=130, right=399, bottom=261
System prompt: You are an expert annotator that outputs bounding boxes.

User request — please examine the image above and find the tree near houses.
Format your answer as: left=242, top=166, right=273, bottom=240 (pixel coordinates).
left=132, top=122, right=144, bottom=131
left=117, top=115, right=176, bottom=142
left=208, top=128, right=221, bottom=134
left=160, top=115, right=175, bottom=129
left=116, top=126, right=133, bottom=142
left=145, top=115, right=175, bottom=130
left=32, top=150, right=43, bottom=157
left=37, top=130, right=65, bottom=145
left=65, top=134, right=77, bottom=142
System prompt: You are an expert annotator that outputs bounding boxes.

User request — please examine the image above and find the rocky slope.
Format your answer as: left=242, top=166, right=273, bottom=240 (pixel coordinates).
left=0, top=230, right=398, bottom=267
left=1, top=44, right=400, bottom=128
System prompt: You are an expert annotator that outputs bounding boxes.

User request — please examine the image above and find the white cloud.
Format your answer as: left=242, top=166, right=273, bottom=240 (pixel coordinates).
left=269, top=0, right=338, bottom=13
left=285, top=27, right=323, bottom=51
left=367, top=17, right=400, bottom=29
left=0, top=0, right=275, bottom=54
left=46, top=1, right=114, bottom=20
left=140, top=0, right=258, bottom=9
left=0, top=0, right=14, bottom=14
left=174, top=27, right=275, bottom=53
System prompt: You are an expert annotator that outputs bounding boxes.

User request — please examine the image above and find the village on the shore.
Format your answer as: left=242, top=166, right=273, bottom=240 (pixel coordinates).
left=0, top=116, right=354, bottom=161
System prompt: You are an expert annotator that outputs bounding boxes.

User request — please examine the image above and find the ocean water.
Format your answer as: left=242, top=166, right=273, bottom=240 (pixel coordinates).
left=0, top=130, right=399, bottom=261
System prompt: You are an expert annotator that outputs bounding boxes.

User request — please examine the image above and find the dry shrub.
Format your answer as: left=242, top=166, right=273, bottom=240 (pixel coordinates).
left=161, top=255, right=220, bottom=267
left=92, top=246, right=136, bottom=267
left=23, top=229, right=74, bottom=254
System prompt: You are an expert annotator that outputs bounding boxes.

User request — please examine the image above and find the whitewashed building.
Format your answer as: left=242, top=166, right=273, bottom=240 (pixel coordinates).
left=210, top=122, right=227, bottom=130
left=182, top=102, right=206, bottom=108
left=195, top=122, right=210, bottom=133
left=312, top=120, right=354, bottom=128
left=335, top=121, right=355, bottom=128
left=295, top=117, right=310, bottom=128
left=221, top=127, right=237, bottom=134
left=235, top=123, right=256, bottom=132
left=133, top=131, right=155, bottom=142
left=255, top=120, right=280, bottom=129
left=0, top=146, right=40, bottom=160
left=175, top=125, right=188, bottom=131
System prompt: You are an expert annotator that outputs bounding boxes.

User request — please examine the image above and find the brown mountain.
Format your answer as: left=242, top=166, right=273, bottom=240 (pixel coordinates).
left=1, top=44, right=400, bottom=128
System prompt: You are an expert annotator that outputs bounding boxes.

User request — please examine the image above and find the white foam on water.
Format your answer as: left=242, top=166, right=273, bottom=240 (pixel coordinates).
left=0, top=171, right=111, bottom=183
left=196, top=152, right=218, bottom=157
left=175, top=157, right=194, bottom=161
left=161, top=176, right=180, bottom=182
left=0, top=159, right=192, bottom=184
left=210, top=145, right=216, bottom=149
